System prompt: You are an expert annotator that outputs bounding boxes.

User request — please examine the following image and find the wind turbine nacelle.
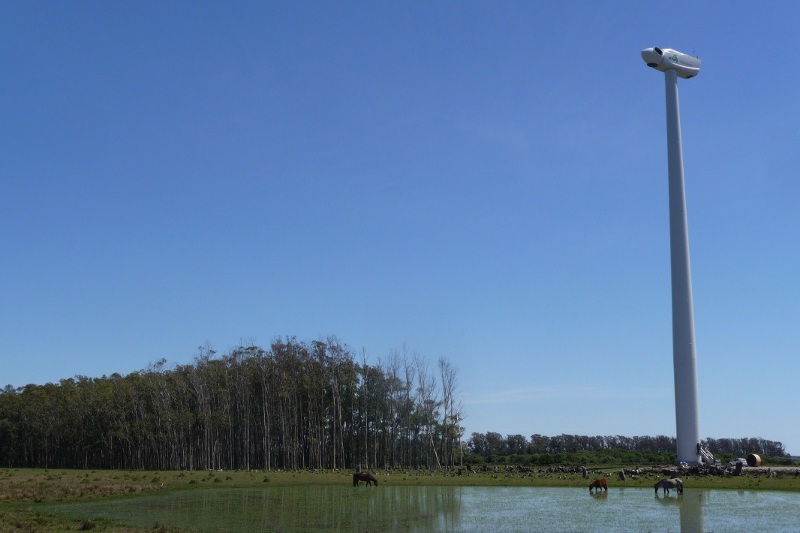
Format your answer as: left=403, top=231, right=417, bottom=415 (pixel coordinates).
left=641, top=47, right=701, bottom=79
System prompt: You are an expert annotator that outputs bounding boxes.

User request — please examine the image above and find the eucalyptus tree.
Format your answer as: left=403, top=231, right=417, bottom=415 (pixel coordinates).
left=438, top=357, right=458, bottom=469
left=0, top=336, right=469, bottom=471
left=414, top=355, right=441, bottom=468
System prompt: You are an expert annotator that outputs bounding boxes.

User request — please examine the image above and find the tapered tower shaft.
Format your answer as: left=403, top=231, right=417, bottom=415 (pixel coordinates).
left=664, top=68, right=701, bottom=465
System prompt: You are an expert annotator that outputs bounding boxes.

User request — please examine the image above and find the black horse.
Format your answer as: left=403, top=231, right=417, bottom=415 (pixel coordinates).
left=353, top=472, right=378, bottom=486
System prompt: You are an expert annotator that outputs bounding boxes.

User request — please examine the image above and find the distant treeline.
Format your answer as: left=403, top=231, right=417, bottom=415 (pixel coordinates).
left=466, top=432, right=789, bottom=464
left=0, top=338, right=462, bottom=471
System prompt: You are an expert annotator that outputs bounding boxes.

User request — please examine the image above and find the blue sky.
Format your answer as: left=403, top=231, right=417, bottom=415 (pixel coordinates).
left=3, top=1, right=799, bottom=455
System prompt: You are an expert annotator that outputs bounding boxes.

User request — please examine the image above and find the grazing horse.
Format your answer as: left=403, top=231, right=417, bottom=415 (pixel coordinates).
left=588, top=478, right=608, bottom=493
left=353, top=472, right=378, bottom=487
left=654, top=478, right=683, bottom=495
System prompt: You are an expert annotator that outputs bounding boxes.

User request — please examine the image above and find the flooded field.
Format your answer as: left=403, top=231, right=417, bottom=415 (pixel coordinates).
left=45, top=485, right=800, bottom=532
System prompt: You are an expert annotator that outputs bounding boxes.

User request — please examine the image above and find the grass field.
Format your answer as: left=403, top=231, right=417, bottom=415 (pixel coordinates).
left=1, top=466, right=798, bottom=531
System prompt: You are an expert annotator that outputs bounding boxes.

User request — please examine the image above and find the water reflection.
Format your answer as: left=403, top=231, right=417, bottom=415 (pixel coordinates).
left=45, top=485, right=800, bottom=532
left=653, top=489, right=704, bottom=532
left=678, top=491, right=704, bottom=533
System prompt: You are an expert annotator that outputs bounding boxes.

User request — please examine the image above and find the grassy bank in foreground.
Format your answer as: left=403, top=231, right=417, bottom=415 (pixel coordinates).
left=1, top=467, right=799, bottom=531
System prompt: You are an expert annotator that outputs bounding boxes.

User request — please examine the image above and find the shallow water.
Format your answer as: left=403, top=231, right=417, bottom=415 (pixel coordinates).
left=45, top=485, right=800, bottom=532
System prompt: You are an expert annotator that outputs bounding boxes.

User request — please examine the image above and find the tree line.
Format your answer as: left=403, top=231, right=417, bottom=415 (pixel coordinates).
left=467, top=432, right=788, bottom=459
left=0, top=337, right=463, bottom=471
left=2, top=336, right=789, bottom=471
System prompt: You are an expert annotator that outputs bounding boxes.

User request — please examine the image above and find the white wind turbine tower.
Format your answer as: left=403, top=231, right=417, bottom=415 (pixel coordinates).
left=641, top=46, right=706, bottom=465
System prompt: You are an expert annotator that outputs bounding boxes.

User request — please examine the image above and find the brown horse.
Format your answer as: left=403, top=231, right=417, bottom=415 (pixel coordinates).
left=588, top=478, right=608, bottom=493
left=353, top=472, right=378, bottom=487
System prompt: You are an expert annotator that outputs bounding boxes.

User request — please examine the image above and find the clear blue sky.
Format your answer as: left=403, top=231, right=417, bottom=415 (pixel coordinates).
left=3, top=1, right=799, bottom=455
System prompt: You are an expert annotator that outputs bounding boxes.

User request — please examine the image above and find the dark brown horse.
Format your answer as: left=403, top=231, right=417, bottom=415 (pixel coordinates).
left=353, top=472, right=378, bottom=486
left=588, top=478, right=608, bottom=493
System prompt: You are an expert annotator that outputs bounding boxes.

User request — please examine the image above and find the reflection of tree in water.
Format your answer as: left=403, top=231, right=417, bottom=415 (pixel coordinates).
left=250, top=485, right=463, bottom=530
left=49, top=486, right=800, bottom=532
left=356, top=486, right=463, bottom=531
left=96, top=485, right=465, bottom=531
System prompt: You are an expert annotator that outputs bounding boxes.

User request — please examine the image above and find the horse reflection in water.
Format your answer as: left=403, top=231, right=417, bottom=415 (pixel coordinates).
left=654, top=478, right=683, bottom=495
left=353, top=472, right=379, bottom=487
